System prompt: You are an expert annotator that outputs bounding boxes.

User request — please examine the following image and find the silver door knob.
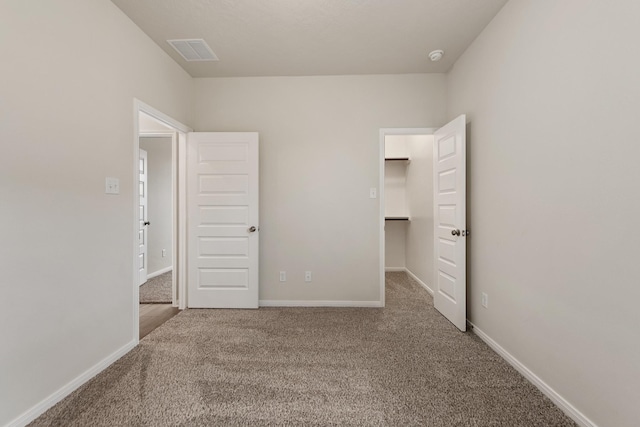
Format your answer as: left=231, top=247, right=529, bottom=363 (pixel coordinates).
left=249, top=226, right=257, bottom=233
left=451, top=229, right=461, bottom=236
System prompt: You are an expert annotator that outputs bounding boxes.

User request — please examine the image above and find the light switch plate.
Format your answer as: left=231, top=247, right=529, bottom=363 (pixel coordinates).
left=105, top=177, right=120, bottom=195
left=370, top=188, right=377, bottom=199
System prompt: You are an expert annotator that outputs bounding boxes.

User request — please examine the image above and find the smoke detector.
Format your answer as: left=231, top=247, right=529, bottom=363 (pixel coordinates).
left=428, top=50, right=444, bottom=62
left=167, top=39, right=219, bottom=62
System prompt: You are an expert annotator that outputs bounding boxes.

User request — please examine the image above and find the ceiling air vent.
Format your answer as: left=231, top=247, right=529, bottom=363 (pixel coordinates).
left=167, top=39, right=218, bottom=62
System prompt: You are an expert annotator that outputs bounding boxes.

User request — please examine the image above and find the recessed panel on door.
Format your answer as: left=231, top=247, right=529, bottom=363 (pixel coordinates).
left=199, top=206, right=249, bottom=226
left=438, top=169, right=457, bottom=194
left=438, top=205, right=457, bottom=228
left=438, top=271, right=456, bottom=302
left=199, top=143, right=249, bottom=162
left=198, top=174, right=249, bottom=195
left=198, top=268, right=249, bottom=289
left=198, top=237, right=249, bottom=258
left=438, top=238, right=456, bottom=266
left=438, top=135, right=456, bottom=160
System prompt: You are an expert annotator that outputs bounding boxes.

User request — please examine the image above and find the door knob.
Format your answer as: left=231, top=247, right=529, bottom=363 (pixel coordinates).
left=451, top=229, right=461, bottom=236
left=143, top=221, right=150, bottom=226
left=249, top=226, right=257, bottom=233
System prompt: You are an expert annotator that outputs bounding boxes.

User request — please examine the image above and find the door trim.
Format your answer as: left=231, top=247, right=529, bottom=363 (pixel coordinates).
left=133, top=99, right=191, bottom=343
left=378, top=128, right=435, bottom=306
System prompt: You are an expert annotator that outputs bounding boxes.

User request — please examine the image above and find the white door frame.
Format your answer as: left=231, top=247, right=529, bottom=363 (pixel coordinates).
left=133, top=99, right=192, bottom=343
left=378, top=128, right=435, bottom=306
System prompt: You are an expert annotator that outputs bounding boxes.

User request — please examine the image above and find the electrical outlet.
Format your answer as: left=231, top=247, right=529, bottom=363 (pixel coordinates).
left=481, top=292, right=489, bottom=309
left=305, top=271, right=312, bottom=282
left=162, top=249, right=166, bottom=257
left=279, top=271, right=286, bottom=282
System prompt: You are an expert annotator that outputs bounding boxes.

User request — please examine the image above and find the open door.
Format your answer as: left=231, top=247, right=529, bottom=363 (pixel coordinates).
left=187, top=132, right=259, bottom=308
left=433, top=115, right=467, bottom=331
left=139, top=148, right=148, bottom=286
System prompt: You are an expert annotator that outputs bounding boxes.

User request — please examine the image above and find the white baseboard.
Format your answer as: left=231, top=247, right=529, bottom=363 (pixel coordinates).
left=405, top=268, right=433, bottom=296
left=7, top=340, right=136, bottom=427
left=385, top=267, right=406, bottom=272
left=147, top=266, right=172, bottom=280
left=468, top=322, right=597, bottom=427
left=259, top=300, right=383, bottom=308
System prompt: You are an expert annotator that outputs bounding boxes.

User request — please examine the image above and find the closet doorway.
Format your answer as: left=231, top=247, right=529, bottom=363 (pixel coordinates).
left=380, top=129, right=436, bottom=300
left=380, top=117, right=468, bottom=331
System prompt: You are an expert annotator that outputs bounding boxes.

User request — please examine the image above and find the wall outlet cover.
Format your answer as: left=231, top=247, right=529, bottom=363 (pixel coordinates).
left=481, top=292, right=489, bottom=308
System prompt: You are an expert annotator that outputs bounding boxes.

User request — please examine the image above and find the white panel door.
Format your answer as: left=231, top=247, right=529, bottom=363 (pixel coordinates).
left=187, top=132, right=259, bottom=308
left=433, top=115, right=467, bottom=331
left=139, top=149, right=148, bottom=286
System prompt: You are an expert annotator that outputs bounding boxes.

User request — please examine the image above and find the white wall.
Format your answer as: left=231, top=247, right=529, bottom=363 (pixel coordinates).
left=405, top=135, right=433, bottom=287
left=140, top=137, right=173, bottom=276
left=384, top=163, right=408, bottom=217
left=193, top=74, right=446, bottom=302
left=0, top=1, right=192, bottom=425
left=446, top=1, right=640, bottom=426
left=384, top=221, right=406, bottom=270
left=384, top=135, right=409, bottom=159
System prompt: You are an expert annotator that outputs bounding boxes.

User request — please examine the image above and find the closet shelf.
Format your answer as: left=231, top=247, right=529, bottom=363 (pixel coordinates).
left=385, top=217, right=410, bottom=221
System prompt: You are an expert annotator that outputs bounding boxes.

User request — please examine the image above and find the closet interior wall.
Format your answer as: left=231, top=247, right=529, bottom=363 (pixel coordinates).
left=384, top=134, right=435, bottom=289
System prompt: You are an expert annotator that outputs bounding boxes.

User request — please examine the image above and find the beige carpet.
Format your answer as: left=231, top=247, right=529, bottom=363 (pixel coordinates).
left=139, top=271, right=172, bottom=304
left=31, top=272, right=576, bottom=426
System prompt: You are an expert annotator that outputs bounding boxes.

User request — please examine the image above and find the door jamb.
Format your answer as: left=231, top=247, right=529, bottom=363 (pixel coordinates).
left=378, top=127, right=435, bottom=307
left=133, top=99, right=192, bottom=343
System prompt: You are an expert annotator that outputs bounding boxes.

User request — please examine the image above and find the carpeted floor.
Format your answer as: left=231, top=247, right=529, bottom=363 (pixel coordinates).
left=139, top=271, right=172, bottom=303
left=31, top=272, right=576, bottom=426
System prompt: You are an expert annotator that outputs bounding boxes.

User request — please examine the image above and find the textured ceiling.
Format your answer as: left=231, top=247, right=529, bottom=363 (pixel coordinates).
left=111, top=0, right=508, bottom=78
